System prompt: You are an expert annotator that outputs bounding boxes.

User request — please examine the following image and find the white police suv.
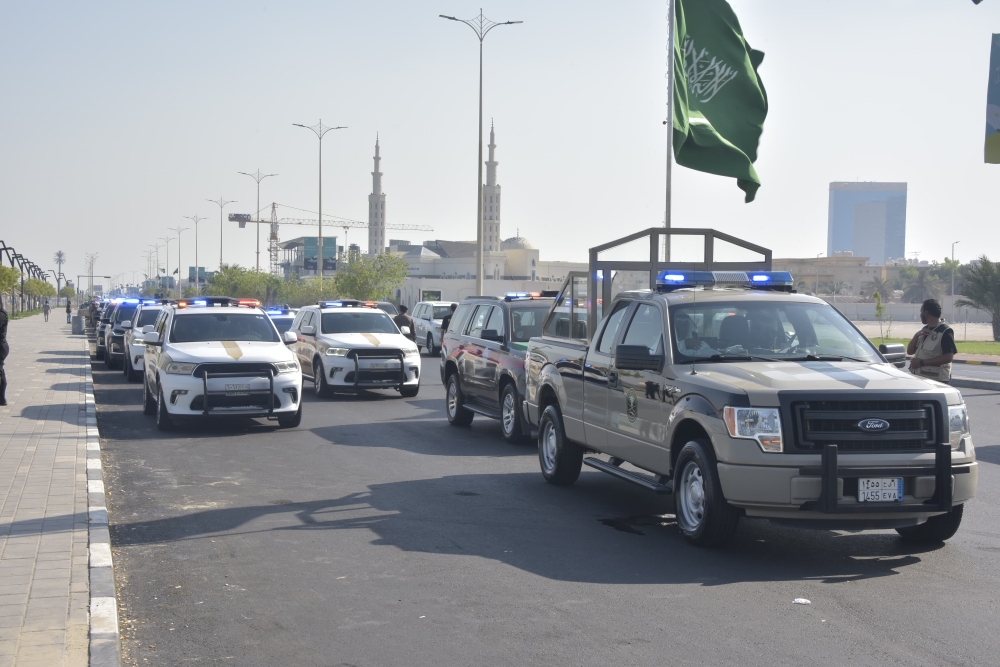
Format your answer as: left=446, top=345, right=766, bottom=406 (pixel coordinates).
left=123, top=299, right=170, bottom=382
left=291, top=300, right=421, bottom=398
left=139, top=297, right=302, bottom=430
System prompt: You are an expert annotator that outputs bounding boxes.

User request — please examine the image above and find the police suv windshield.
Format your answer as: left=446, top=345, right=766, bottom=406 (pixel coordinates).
left=114, top=305, right=138, bottom=323
left=509, top=305, right=549, bottom=342
left=170, top=313, right=279, bottom=343
left=136, top=309, right=160, bottom=328
left=668, top=301, right=881, bottom=363
left=321, top=311, right=399, bottom=335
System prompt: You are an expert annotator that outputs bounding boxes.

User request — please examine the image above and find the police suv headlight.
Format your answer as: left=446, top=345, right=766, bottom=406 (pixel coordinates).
left=723, top=406, right=782, bottom=453
left=275, top=361, right=299, bottom=374
left=325, top=347, right=350, bottom=356
left=948, top=404, right=970, bottom=449
left=403, top=347, right=420, bottom=358
left=164, top=362, right=197, bottom=375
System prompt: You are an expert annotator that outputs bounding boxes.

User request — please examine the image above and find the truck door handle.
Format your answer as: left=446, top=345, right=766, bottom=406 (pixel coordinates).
left=608, top=370, right=618, bottom=387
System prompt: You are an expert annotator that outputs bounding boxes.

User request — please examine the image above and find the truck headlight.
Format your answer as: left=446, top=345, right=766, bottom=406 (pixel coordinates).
left=948, top=404, right=970, bottom=449
left=274, top=361, right=299, bottom=374
left=325, top=347, right=349, bottom=356
left=164, top=362, right=196, bottom=375
left=724, top=406, right=783, bottom=453
left=403, top=347, right=420, bottom=358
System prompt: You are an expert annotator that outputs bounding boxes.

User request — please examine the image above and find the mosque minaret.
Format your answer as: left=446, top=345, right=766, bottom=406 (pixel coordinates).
left=367, top=136, right=386, bottom=254
left=483, top=121, right=502, bottom=253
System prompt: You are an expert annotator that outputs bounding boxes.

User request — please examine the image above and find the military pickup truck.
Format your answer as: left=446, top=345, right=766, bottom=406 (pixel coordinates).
left=523, top=228, right=977, bottom=547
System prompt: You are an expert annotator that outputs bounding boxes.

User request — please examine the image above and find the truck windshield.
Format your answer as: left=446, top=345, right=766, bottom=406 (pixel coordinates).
left=170, top=313, right=280, bottom=343
left=114, top=305, right=137, bottom=323
left=432, top=305, right=453, bottom=319
left=668, top=301, right=881, bottom=363
left=135, top=309, right=160, bottom=328
left=321, top=312, right=399, bottom=334
left=509, top=305, right=550, bottom=342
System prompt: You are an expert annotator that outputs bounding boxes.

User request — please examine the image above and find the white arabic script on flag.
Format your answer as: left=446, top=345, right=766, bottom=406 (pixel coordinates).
left=683, top=36, right=738, bottom=104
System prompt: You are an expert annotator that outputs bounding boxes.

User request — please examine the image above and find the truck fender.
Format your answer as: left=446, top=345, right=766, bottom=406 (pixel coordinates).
left=667, top=394, right=721, bottom=473
left=527, top=361, right=566, bottom=427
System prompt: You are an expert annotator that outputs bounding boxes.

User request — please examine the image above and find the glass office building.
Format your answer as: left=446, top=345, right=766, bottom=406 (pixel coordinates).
left=827, top=182, right=907, bottom=264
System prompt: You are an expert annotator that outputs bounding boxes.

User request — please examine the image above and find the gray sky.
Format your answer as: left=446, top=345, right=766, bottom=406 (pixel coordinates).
left=1, top=0, right=998, bottom=284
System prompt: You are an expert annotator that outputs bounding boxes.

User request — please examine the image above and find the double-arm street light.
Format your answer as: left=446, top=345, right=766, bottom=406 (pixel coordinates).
left=169, top=226, right=189, bottom=296
left=160, top=237, right=173, bottom=293
left=239, top=170, right=278, bottom=272
left=184, top=214, right=208, bottom=293
left=440, top=10, right=522, bottom=296
left=293, top=120, right=346, bottom=282
left=207, top=198, right=237, bottom=272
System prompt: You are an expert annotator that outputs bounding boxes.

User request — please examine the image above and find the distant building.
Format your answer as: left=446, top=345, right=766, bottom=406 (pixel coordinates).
left=367, top=137, right=387, bottom=254
left=278, top=236, right=339, bottom=278
left=484, top=122, right=502, bottom=252
left=827, top=182, right=907, bottom=264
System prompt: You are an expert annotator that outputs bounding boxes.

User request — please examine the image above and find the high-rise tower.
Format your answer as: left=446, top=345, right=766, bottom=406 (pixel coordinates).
left=483, top=121, right=501, bottom=252
left=368, top=136, right=387, bottom=254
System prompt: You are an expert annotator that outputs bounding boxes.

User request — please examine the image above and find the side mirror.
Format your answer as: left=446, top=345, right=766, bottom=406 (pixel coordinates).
left=301, top=325, right=316, bottom=336
left=142, top=325, right=154, bottom=334
left=283, top=331, right=298, bottom=345
left=400, top=326, right=411, bottom=335
left=121, top=320, right=133, bottom=330
left=482, top=329, right=504, bottom=343
left=142, top=331, right=161, bottom=346
left=879, top=343, right=907, bottom=369
left=615, top=344, right=664, bottom=372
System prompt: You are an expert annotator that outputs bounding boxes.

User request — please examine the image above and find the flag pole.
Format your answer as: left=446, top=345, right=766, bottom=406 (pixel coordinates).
left=664, top=0, right=676, bottom=262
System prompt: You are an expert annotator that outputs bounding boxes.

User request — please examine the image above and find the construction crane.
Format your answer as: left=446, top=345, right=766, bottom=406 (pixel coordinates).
left=264, top=202, right=433, bottom=276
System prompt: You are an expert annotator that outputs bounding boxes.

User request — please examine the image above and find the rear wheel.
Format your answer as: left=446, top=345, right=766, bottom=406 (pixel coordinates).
left=155, top=384, right=173, bottom=431
left=313, top=359, right=332, bottom=398
left=538, top=404, right=582, bottom=486
left=500, top=384, right=527, bottom=443
left=674, top=440, right=740, bottom=547
left=896, top=505, right=964, bottom=543
left=445, top=374, right=474, bottom=426
left=142, top=376, right=156, bottom=415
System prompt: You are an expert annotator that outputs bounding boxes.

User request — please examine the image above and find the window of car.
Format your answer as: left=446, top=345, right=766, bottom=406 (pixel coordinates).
left=291, top=310, right=305, bottom=331
left=300, top=311, right=315, bottom=332
left=485, top=305, right=506, bottom=337
left=595, top=301, right=630, bottom=355
left=509, top=305, right=550, bottom=343
left=621, top=304, right=664, bottom=356
left=271, top=317, right=295, bottom=335
left=170, top=313, right=280, bottom=343
left=449, top=303, right=474, bottom=334
left=154, top=311, right=169, bottom=339
left=413, top=304, right=425, bottom=319
left=321, top=311, right=400, bottom=334
left=135, top=308, right=160, bottom=328
left=432, top=305, right=452, bottom=319
left=114, top=305, right=138, bottom=324
left=466, top=305, right=491, bottom=338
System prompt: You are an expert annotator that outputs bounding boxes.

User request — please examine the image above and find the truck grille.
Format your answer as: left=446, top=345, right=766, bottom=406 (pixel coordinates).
left=791, top=400, right=938, bottom=452
left=343, top=370, right=402, bottom=384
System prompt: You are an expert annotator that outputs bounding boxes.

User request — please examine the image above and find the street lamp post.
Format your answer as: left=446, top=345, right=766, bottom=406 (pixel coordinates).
left=293, top=120, right=346, bottom=282
left=160, top=237, right=173, bottom=295
left=951, top=240, right=961, bottom=322
left=207, top=198, right=237, bottom=272
left=440, top=10, right=522, bottom=296
left=184, top=214, right=208, bottom=293
left=169, top=226, right=189, bottom=296
left=238, top=170, right=278, bottom=272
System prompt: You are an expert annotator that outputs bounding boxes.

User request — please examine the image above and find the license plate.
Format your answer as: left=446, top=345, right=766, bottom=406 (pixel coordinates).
left=858, top=477, right=903, bottom=503
left=369, top=363, right=390, bottom=369
left=225, top=383, right=251, bottom=396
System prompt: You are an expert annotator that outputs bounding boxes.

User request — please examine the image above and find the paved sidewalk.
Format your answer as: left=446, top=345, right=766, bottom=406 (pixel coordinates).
left=0, top=314, right=97, bottom=666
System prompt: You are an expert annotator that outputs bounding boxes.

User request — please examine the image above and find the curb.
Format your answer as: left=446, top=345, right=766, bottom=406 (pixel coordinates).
left=84, top=339, right=121, bottom=667
left=951, top=377, right=1000, bottom=392
left=953, top=359, right=1000, bottom=366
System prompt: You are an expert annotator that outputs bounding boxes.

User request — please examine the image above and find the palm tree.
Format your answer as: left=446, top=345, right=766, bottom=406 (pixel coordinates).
left=863, top=275, right=892, bottom=303
left=53, top=250, right=66, bottom=303
left=956, top=256, right=1000, bottom=341
left=901, top=267, right=942, bottom=304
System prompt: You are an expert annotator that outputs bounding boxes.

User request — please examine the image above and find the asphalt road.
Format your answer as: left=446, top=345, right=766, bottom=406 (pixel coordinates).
left=90, top=350, right=1000, bottom=667
left=953, top=363, right=1000, bottom=382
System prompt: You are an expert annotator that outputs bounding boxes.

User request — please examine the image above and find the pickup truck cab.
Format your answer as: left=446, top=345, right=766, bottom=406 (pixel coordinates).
left=526, top=267, right=977, bottom=547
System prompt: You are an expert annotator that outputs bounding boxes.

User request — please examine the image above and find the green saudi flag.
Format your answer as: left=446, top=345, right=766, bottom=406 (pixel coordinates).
left=672, top=0, right=768, bottom=202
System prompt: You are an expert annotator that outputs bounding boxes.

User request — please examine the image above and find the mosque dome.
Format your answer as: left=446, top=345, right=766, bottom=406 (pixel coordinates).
left=500, top=236, right=534, bottom=251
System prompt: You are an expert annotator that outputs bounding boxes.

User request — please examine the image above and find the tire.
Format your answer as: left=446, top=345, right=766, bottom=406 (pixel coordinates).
left=155, top=383, right=173, bottom=431
left=426, top=334, right=433, bottom=356
left=142, top=376, right=157, bottom=415
left=538, top=404, right=583, bottom=486
left=896, top=505, right=964, bottom=543
left=445, top=373, right=474, bottom=426
left=673, top=440, right=740, bottom=547
left=277, top=402, right=303, bottom=428
left=126, top=357, right=140, bottom=382
left=400, top=384, right=420, bottom=398
left=95, top=346, right=105, bottom=361
left=500, top=384, right=528, bottom=443
left=313, top=359, right=332, bottom=398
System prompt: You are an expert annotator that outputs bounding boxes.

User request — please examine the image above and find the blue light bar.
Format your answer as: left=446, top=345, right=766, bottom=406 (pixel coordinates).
left=505, top=292, right=529, bottom=298
left=320, top=301, right=344, bottom=308
left=193, top=299, right=207, bottom=306
left=655, top=270, right=794, bottom=292
left=122, top=298, right=139, bottom=303
left=265, top=309, right=285, bottom=315
left=141, top=299, right=156, bottom=305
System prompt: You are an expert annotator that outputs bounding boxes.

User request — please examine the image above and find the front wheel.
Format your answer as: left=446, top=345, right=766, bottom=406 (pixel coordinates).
left=155, top=384, right=173, bottom=431
left=445, top=374, right=474, bottom=426
left=674, top=440, right=740, bottom=547
left=277, top=403, right=302, bottom=428
left=313, top=359, right=332, bottom=398
left=538, top=404, right=582, bottom=486
left=400, top=384, right=420, bottom=398
left=500, top=384, right=527, bottom=443
left=896, top=505, right=964, bottom=543
left=142, top=376, right=156, bottom=415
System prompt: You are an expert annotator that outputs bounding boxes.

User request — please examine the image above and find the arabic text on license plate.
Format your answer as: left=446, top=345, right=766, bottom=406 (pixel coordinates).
left=225, top=383, right=251, bottom=396
left=369, top=363, right=390, bottom=369
left=858, top=477, right=903, bottom=503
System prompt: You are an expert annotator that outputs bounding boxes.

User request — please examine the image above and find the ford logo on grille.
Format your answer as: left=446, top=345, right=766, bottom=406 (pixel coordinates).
left=858, top=418, right=891, bottom=433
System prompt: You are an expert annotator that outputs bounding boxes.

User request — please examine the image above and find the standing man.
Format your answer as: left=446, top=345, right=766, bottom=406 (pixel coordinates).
left=441, top=303, right=457, bottom=334
left=0, top=298, right=8, bottom=405
left=907, top=298, right=957, bottom=383
left=66, top=300, right=72, bottom=324
left=43, top=301, right=50, bottom=322
left=393, top=305, right=417, bottom=343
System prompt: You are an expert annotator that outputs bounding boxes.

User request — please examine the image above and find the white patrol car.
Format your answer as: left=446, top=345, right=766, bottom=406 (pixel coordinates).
left=139, top=297, right=302, bottom=430
left=123, top=299, right=170, bottom=382
left=291, top=300, right=421, bottom=398
left=264, top=307, right=298, bottom=336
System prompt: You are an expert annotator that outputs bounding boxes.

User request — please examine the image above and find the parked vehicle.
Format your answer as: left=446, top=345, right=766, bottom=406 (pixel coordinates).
left=265, top=307, right=298, bottom=336
left=123, top=300, right=169, bottom=382
left=523, top=228, right=977, bottom=547
left=440, top=292, right=556, bottom=442
left=412, top=301, right=456, bottom=356
left=103, top=299, right=142, bottom=369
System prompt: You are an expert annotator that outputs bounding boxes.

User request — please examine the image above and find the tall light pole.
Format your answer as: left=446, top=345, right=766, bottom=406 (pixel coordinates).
left=293, top=120, right=346, bottom=282
left=238, top=170, right=278, bottom=272
left=440, top=10, right=522, bottom=296
left=169, top=226, right=189, bottom=296
left=160, top=237, right=173, bottom=295
left=207, top=198, right=237, bottom=272
left=150, top=244, right=162, bottom=290
left=951, top=240, right=961, bottom=322
left=184, top=214, right=208, bottom=293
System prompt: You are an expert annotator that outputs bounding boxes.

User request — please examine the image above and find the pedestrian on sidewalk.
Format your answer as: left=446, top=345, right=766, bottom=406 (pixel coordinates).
left=393, top=305, right=417, bottom=343
left=66, top=299, right=72, bottom=324
left=43, top=300, right=50, bottom=322
left=0, top=298, right=8, bottom=405
left=907, top=298, right=957, bottom=383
